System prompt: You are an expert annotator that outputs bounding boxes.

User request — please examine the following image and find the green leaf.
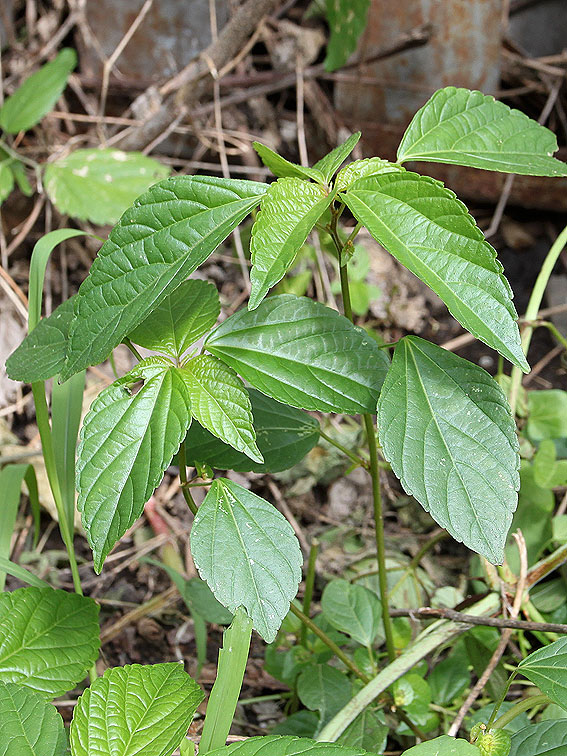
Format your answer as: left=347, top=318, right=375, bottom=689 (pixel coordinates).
left=321, top=578, right=382, bottom=646
left=342, top=170, right=527, bottom=370
left=61, top=176, right=266, bottom=380
left=297, top=665, right=352, bottom=728
left=249, top=179, right=333, bottom=309
left=336, top=709, right=388, bottom=754
left=0, top=681, right=67, bottom=756
left=377, top=337, right=519, bottom=564
left=190, top=478, right=302, bottom=642
left=128, top=278, right=220, bottom=358
left=324, top=0, right=370, bottom=72
left=428, top=644, right=470, bottom=706
left=44, top=148, right=170, bottom=226
left=70, top=663, right=204, bottom=756
left=0, top=49, right=76, bottom=133
left=519, top=637, right=567, bottom=709
left=509, top=720, right=567, bottom=756
left=527, top=390, right=567, bottom=441
left=335, top=157, right=402, bottom=192
left=205, top=294, right=389, bottom=414
left=205, top=736, right=380, bottom=756
left=6, top=297, right=74, bottom=382
left=184, top=389, right=320, bottom=473
left=0, top=587, right=100, bottom=699
left=0, top=557, right=51, bottom=589
left=0, top=160, right=14, bottom=203
left=253, top=142, right=325, bottom=182
left=181, top=354, right=262, bottom=463
left=0, top=464, right=40, bottom=590
left=76, top=359, right=192, bottom=572
left=401, top=736, right=479, bottom=755
left=313, top=132, right=361, bottom=183
left=397, top=86, right=567, bottom=176
left=534, top=440, right=567, bottom=488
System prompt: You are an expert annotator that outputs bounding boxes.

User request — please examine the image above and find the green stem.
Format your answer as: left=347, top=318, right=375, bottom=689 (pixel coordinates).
left=492, top=694, right=550, bottom=730
left=300, top=539, right=319, bottom=646
left=509, top=224, right=567, bottom=414
left=122, top=338, right=143, bottom=361
left=388, top=531, right=448, bottom=601
left=331, top=203, right=396, bottom=662
left=177, top=440, right=198, bottom=515
left=318, top=429, right=369, bottom=468
left=528, top=320, right=567, bottom=351
left=31, top=383, right=83, bottom=596
left=486, top=670, right=517, bottom=729
left=199, top=608, right=253, bottom=754
left=289, top=603, right=370, bottom=683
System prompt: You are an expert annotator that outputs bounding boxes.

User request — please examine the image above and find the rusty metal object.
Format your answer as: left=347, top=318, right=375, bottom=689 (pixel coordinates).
left=78, top=0, right=228, bottom=84
left=335, top=0, right=502, bottom=125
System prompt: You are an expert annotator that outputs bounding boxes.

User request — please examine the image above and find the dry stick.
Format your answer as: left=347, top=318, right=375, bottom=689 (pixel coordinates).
left=100, top=585, right=179, bottom=645
left=389, top=607, right=567, bottom=634
left=98, top=0, right=154, bottom=140
left=523, top=344, right=564, bottom=386
left=448, top=532, right=528, bottom=736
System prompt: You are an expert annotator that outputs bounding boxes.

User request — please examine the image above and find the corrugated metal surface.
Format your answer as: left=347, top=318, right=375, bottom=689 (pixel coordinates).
left=335, top=0, right=502, bottom=125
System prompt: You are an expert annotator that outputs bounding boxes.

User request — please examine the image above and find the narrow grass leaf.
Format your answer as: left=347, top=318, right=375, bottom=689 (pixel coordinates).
left=0, top=464, right=40, bottom=589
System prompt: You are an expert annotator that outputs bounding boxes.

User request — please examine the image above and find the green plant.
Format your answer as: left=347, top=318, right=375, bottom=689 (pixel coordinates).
left=4, top=85, right=567, bottom=755
left=0, top=48, right=168, bottom=224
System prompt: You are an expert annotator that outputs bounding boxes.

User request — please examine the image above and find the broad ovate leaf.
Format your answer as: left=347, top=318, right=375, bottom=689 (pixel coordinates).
left=76, top=359, right=192, bottom=572
left=61, top=176, right=266, bottom=380
left=297, top=665, right=352, bottom=727
left=0, top=587, right=99, bottom=699
left=0, top=681, right=67, bottom=756
left=205, top=294, right=389, bottom=414
left=335, top=157, right=402, bottom=191
left=190, top=478, right=302, bottom=642
left=324, top=0, right=370, bottom=72
left=313, top=132, right=361, bottom=183
left=397, top=86, right=567, bottom=177
left=518, top=637, right=567, bottom=708
left=184, top=389, right=320, bottom=473
left=342, top=171, right=528, bottom=370
left=6, top=296, right=75, bottom=382
left=253, top=142, right=324, bottom=182
left=377, top=337, right=519, bottom=564
left=321, top=578, right=382, bottom=646
left=0, top=48, right=76, bottom=134
left=249, top=178, right=333, bottom=310
left=509, top=720, right=567, bottom=756
left=44, top=148, right=170, bottom=225
left=181, top=354, right=262, bottom=463
left=205, top=736, right=380, bottom=756
left=401, top=736, right=478, bottom=755
left=128, top=278, right=220, bottom=358
left=70, top=663, right=204, bottom=756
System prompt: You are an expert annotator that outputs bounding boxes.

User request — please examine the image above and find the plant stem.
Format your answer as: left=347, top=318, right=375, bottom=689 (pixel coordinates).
left=388, top=531, right=448, bottom=601
left=300, top=539, right=319, bottom=646
left=289, top=603, right=370, bottom=683
left=364, top=414, right=396, bottom=662
left=31, top=383, right=83, bottom=595
left=199, top=608, right=253, bottom=754
left=486, top=671, right=517, bottom=729
left=330, top=203, right=396, bottom=663
left=177, top=440, right=198, bottom=515
left=492, top=694, right=549, bottom=729
left=122, top=338, right=143, bottom=361
left=318, top=429, right=369, bottom=468
left=509, top=224, right=567, bottom=414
